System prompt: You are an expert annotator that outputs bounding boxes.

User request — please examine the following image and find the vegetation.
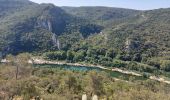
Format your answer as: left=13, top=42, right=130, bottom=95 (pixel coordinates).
left=0, top=0, right=170, bottom=63
left=1, top=0, right=170, bottom=99
left=0, top=0, right=103, bottom=54
left=1, top=54, right=170, bottom=100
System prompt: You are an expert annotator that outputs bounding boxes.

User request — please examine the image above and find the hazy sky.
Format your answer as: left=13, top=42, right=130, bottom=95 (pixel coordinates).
left=30, top=0, right=170, bottom=10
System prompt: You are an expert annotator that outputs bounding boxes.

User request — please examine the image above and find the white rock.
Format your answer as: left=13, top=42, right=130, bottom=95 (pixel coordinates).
left=92, top=95, right=98, bottom=100
left=82, top=94, right=87, bottom=100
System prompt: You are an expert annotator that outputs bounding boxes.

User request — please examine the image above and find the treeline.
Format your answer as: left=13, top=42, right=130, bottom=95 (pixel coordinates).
left=43, top=48, right=170, bottom=75
left=43, top=49, right=116, bottom=67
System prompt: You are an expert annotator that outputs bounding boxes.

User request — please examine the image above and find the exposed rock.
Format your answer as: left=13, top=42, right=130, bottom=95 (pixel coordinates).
left=92, top=95, right=98, bottom=100
left=47, top=20, right=52, bottom=31
left=37, top=16, right=60, bottom=49
left=52, top=34, right=57, bottom=47
left=37, top=17, right=52, bottom=31
left=82, top=94, right=87, bottom=100
left=12, top=96, right=23, bottom=100
left=56, top=38, right=60, bottom=50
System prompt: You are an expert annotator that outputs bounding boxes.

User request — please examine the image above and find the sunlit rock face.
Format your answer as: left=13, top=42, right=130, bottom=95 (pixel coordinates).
left=37, top=14, right=61, bottom=49
left=82, top=94, right=87, bottom=100
left=92, top=95, right=98, bottom=100
left=37, top=18, right=52, bottom=31
left=35, top=5, right=72, bottom=50
left=37, top=4, right=69, bottom=35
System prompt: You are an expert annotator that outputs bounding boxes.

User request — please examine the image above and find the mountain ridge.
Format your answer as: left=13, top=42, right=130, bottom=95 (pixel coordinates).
left=0, top=0, right=170, bottom=61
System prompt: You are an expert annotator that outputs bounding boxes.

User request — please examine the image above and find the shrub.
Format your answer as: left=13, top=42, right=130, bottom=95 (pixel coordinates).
left=112, top=60, right=127, bottom=68
left=43, top=51, right=67, bottom=60
left=160, top=60, right=170, bottom=71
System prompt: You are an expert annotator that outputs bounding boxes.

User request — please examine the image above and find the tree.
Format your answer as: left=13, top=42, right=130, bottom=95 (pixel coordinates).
left=74, top=50, right=86, bottom=62
left=6, top=53, right=31, bottom=80
left=160, top=60, right=170, bottom=71
left=0, top=51, right=2, bottom=61
left=105, top=49, right=116, bottom=59
left=66, top=50, right=75, bottom=62
left=87, top=48, right=97, bottom=57
left=132, top=53, right=142, bottom=62
left=80, top=24, right=103, bottom=38
left=44, top=51, right=67, bottom=60
left=113, top=60, right=126, bottom=68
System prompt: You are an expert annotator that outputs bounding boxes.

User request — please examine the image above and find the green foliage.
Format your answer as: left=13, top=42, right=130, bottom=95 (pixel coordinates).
left=127, top=61, right=156, bottom=73
left=80, top=24, right=103, bottom=38
left=0, top=0, right=104, bottom=54
left=66, top=50, right=75, bottom=62
left=1, top=54, right=170, bottom=100
left=1, top=0, right=170, bottom=82
left=73, top=50, right=86, bottom=62
left=62, top=6, right=139, bottom=24
left=43, top=51, right=67, bottom=60
left=1, top=1, right=170, bottom=99
left=105, top=49, right=116, bottom=59
left=160, top=60, right=170, bottom=71
left=1, top=64, right=170, bottom=100
left=112, top=60, right=127, bottom=68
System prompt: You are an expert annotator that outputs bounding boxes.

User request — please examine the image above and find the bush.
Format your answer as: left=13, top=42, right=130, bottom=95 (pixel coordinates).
left=143, top=73, right=150, bottom=78
left=127, top=61, right=156, bottom=73
left=66, top=50, right=75, bottom=62
left=132, top=53, right=142, bottom=62
left=43, top=51, right=67, bottom=60
left=146, top=59, right=161, bottom=69
left=73, top=50, right=86, bottom=62
left=112, top=60, right=127, bottom=68
left=160, top=60, right=170, bottom=71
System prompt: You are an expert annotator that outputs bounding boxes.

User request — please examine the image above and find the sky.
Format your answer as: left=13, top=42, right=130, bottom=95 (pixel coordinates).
left=30, top=0, right=170, bottom=10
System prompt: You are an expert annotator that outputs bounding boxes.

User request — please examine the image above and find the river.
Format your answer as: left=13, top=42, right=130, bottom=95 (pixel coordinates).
left=34, top=64, right=147, bottom=81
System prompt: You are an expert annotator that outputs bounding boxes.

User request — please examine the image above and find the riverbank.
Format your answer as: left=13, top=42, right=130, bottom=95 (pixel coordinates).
left=2, top=58, right=170, bottom=84
left=30, top=58, right=142, bottom=76
left=29, top=58, right=170, bottom=84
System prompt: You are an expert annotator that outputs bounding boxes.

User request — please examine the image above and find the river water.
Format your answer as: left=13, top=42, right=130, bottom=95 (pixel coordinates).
left=35, top=64, right=146, bottom=81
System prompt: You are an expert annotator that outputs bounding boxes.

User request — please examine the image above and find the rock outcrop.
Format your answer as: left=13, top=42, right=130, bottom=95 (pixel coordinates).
left=82, top=94, right=87, bottom=100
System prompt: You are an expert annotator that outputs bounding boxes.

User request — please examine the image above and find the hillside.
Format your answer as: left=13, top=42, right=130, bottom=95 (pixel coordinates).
left=1, top=0, right=170, bottom=99
left=62, top=7, right=139, bottom=24
left=0, top=0, right=103, bottom=55
left=75, top=8, right=170, bottom=56
left=0, top=0, right=170, bottom=73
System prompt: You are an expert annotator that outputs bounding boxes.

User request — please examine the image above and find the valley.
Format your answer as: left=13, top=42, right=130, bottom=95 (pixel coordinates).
left=0, top=0, right=170, bottom=99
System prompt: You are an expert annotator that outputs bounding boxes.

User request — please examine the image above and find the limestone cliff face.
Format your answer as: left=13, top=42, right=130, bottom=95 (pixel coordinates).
left=37, top=16, right=60, bottom=50
left=35, top=5, right=70, bottom=50
left=0, top=1, right=106, bottom=54
left=37, top=15, right=52, bottom=31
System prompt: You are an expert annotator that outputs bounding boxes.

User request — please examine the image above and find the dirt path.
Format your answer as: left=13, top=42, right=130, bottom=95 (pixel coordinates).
left=29, top=58, right=170, bottom=84
left=30, top=58, right=142, bottom=76
left=2, top=58, right=170, bottom=84
left=149, top=76, right=170, bottom=84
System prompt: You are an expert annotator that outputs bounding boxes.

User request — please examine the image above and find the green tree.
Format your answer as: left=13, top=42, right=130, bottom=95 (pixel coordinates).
left=66, top=50, right=75, bottom=62
left=44, top=51, right=67, bottom=60
left=74, top=50, right=86, bottom=62
left=105, top=49, right=116, bottom=59
left=6, top=53, right=32, bottom=80
left=160, top=60, right=170, bottom=71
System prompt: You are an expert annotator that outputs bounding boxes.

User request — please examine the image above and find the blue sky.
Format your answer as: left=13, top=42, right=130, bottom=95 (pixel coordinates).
left=30, top=0, right=170, bottom=10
